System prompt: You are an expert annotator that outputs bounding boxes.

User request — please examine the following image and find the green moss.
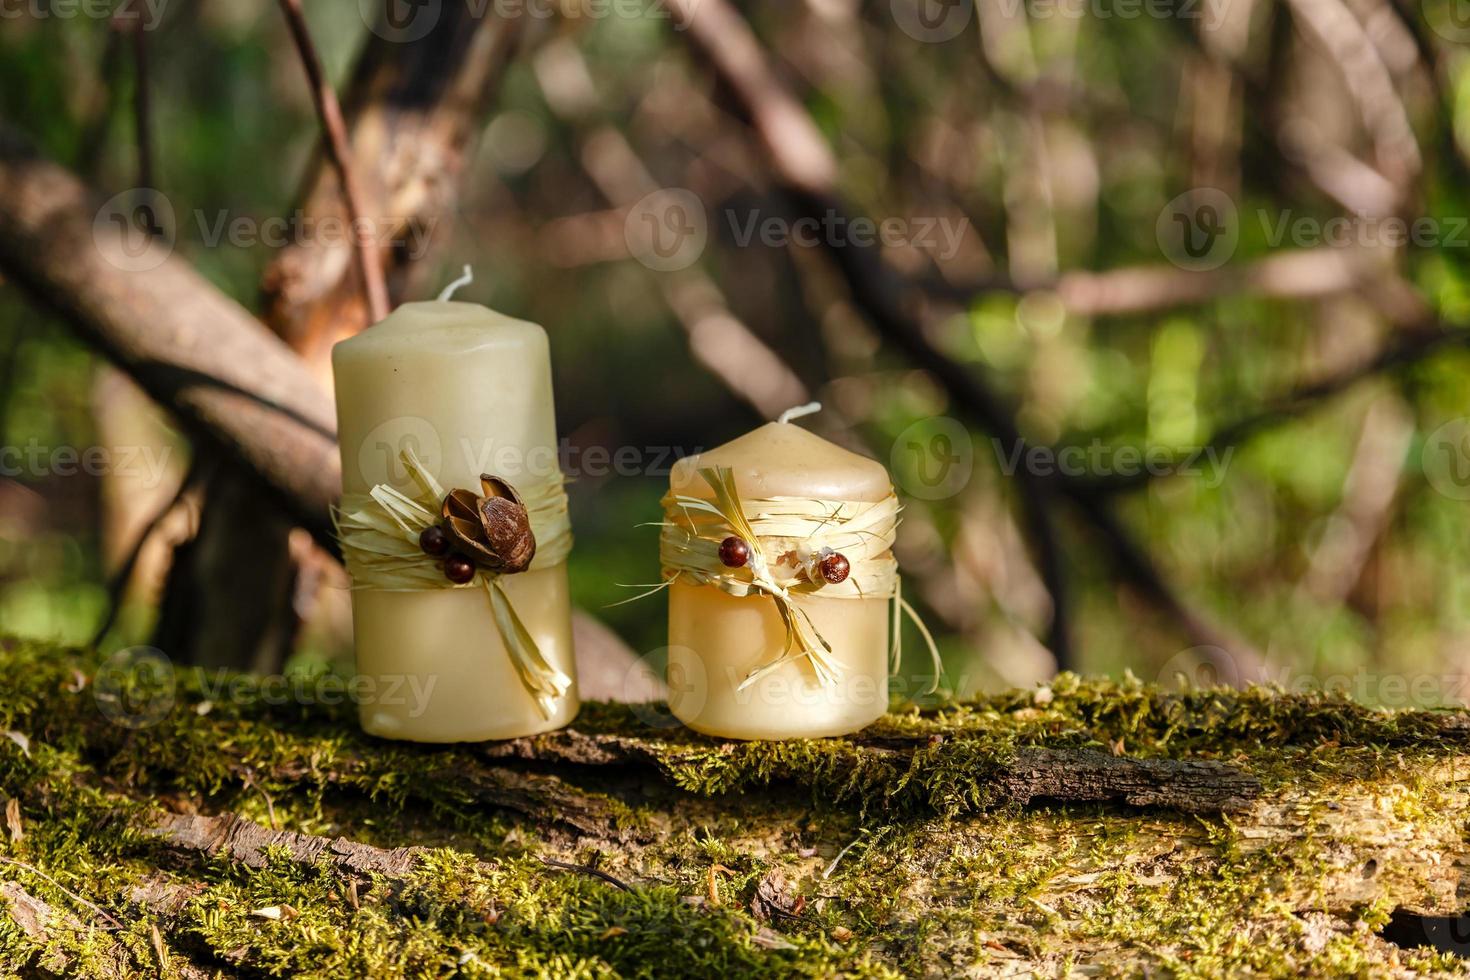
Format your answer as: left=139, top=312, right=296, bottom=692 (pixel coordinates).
left=0, top=637, right=1467, bottom=977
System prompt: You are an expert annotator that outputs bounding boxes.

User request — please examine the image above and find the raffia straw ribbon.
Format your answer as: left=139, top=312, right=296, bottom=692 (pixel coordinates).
left=333, top=448, right=573, bottom=718
left=658, top=466, right=941, bottom=693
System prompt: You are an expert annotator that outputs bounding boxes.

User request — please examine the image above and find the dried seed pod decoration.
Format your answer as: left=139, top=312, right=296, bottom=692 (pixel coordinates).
left=440, top=474, right=537, bottom=575
left=477, top=476, right=537, bottom=573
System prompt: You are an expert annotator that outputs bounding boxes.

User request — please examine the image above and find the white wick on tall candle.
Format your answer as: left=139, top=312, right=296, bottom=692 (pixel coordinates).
left=436, top=265, right=475, bottom=302
left=776, top=402, right=823, bottom=425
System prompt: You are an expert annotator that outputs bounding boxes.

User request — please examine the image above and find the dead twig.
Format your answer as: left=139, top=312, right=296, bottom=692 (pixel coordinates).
left=274, top=0, right=389, bottom=324
left=0, top=856, right=126, bottom=930
left=540, top=857, right=635, bottom=893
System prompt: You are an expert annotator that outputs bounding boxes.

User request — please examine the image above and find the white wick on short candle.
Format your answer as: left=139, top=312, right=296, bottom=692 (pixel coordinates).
left=436, top=265, right=475, bottom=302
left=777, top=402, right=822, bottom=424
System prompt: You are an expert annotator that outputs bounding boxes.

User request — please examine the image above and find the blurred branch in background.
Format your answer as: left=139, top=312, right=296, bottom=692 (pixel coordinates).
left=273, top=0, right=389, bottom=326
left=155, top=3, right=527, bottom=672
left=532, top=38, right=811, bottom=421
left=0, top=129, right=342, bottom=539
left=1079, top=321, right=1469, bottom=494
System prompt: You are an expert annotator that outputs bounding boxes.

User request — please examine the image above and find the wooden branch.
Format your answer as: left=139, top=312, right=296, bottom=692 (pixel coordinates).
left=262, top=4, right=525, bottom=367
left=147, top=810, right=426, bottom=877
left=1, top=883, right=136, bottom=978
left=921, top=248, right=1379, bottom=318
left=119, top=0, right=153, bottom=192
left=275, top=0, right=389, bottom=324
left=0, top=128, right=342, bottom=548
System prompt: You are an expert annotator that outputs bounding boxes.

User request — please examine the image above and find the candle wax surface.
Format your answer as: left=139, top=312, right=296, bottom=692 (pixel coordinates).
left=333, top=302, right=577, bottom=742
left=667, top=423, right=893, bottom=740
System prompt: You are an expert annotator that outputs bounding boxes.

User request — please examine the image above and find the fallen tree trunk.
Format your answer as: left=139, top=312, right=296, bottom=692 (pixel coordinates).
left=0, top=637, right=1466, bottom=977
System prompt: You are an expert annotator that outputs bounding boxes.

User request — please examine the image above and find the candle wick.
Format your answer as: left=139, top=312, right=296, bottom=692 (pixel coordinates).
left=777, top=402, right=822, bottom=425
left=436, top=265, right=475, bottom=302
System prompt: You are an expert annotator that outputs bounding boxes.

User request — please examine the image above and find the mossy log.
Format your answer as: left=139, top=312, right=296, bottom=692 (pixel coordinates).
left=0, top=638, right=1468, bottom=977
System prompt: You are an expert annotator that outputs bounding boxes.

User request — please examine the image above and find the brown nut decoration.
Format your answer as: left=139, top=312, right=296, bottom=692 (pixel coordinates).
left=441, top=475, right=537, bottom=574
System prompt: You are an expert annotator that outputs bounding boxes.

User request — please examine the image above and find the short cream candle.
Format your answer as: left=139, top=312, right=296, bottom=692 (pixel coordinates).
left=663, top=415, right=902, bottom=740
left=332, top=298, right=578, bottom=742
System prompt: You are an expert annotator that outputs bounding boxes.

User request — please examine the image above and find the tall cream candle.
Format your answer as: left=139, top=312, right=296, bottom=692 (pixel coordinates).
left=664, top=418, right=896, bottom=740
left=332, top=300, right=578, bottom=742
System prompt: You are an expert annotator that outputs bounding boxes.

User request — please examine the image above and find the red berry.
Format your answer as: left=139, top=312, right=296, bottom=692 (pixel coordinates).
left=444, top=554, right=476, bottom=584
left=718, top=536, right=750, bottom=568
left=819, top=552, right=850, bottom=585
left=420, top=525, right=450, bottom=558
